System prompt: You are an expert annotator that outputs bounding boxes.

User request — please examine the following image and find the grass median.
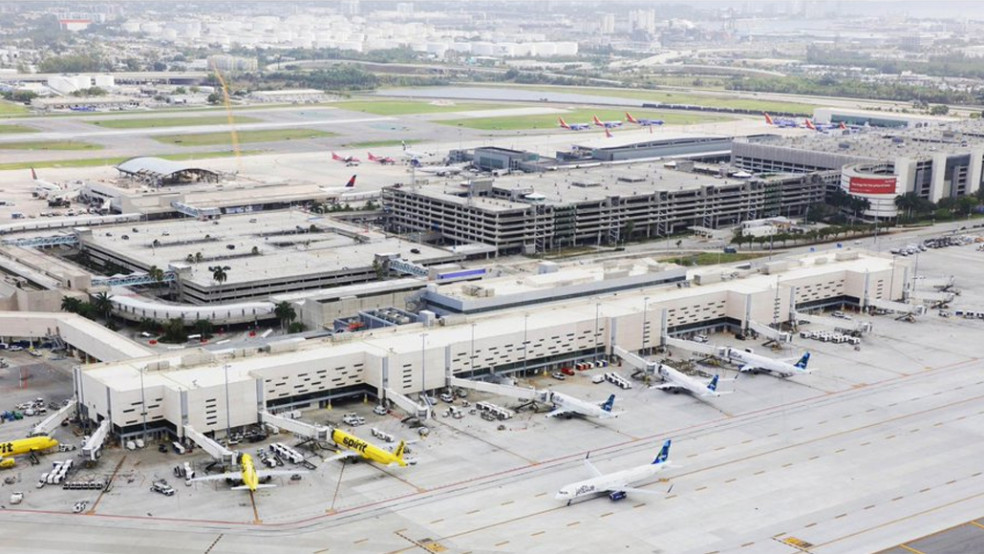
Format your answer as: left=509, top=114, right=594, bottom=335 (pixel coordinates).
left=89, top=115, right=261, bottom=129
left=153, top=128, right=335, bottom=146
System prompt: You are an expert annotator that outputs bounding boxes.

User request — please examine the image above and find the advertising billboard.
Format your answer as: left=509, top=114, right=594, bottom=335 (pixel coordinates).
left=849, top=176, right=896, bottom=195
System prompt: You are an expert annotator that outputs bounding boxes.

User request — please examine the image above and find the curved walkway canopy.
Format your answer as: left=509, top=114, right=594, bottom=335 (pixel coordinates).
left=116, top=157, right=220, bottom=186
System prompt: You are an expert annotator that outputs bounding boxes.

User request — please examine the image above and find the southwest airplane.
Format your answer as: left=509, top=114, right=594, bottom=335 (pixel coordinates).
left=650, top=363, right=725, bottom=398
left=0, top=436, right=59, bottom=469
left=558, top=117, right=591, bottom=131
left=625, top=112, right=664, bottom=126
left=331, top=152, right=361, bottom=164
left=804, top=119, right=847, bottom=132
left=763, top=113, right=805, bottom=128
left=592, top=115, right=623, bottom=128
left=325, top=428, right=408, bottom=467
left=546, top=392, right=620, bottom=419
left=189, top=452, right=299, bottom=491
left=724, top=348, right=811, bottom=378
left=367, top=152, right=395, bottom=165
left=556, top=439, right=672, bottom=505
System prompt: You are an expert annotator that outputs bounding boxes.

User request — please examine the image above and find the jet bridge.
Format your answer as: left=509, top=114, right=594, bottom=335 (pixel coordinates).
left=385, top=388, right=431, bottom=419
left=909, top=291, right=956, bottom=306
left=259, top=411, right=330, bottom=441
left=658, top=337, right=719, bottom=358
left=611, top=345, right=657, bottom=376
left=791, top=311, right=872, bottom=336
left=81, top=419, right=111, bottom=462
left=30, top=398, right=77, bottom=437
left=182, top=425, right=236, bottom=466
left=745, top=320, right=791, bottom=343
left=868, top=298, right=927, bottom=317
left=449, top=377, right=546, bottom=403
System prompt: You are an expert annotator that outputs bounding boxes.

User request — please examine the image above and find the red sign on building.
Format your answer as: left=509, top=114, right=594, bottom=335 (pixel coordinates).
left=849, top=176, right=896, bottom=195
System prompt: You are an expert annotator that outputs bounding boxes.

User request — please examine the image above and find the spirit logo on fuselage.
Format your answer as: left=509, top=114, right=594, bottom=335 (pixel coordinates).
left=341, top=436, right=369, bottom=453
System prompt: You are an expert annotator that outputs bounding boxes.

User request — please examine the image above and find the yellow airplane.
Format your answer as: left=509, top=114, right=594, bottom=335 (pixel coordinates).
left=0, top=436, right=59, bottom=469
left=325, top=428, right=408, bottom=467
left=189, top=453, right=299, bottom=491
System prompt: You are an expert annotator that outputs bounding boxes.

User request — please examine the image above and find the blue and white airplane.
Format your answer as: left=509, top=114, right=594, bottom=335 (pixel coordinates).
left=625, top=112, right=664, bottom=126
left=764, top=113, right=805, bottom=128
left=546, top=392, right=621, bottom=419
left=651, top=363, right=726, bottom=398
left=556, top=440, right=672, bottom=505
left=558, top=117, right=591, bottom=131
left=592, top=115, right=623, bottom=128
left=725, top=348, right=811, bottom=378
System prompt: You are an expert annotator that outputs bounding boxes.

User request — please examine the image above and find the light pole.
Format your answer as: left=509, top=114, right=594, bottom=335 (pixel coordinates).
left=642, top=297, right=650, bottom=355
left=470, top=323, right=476, bottom=373
left=139, top=366, right=147, bottom=440
left=523, top=314, right=529, bottom=374
left=223, top=363, right=231, bottom=443
left=594, top=302, right=601, bottom=358
left=420, top=333, right=428, bottom=399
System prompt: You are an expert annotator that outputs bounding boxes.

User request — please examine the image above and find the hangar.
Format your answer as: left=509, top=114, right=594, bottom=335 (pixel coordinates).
left=115, top=157, right=221, bottom=187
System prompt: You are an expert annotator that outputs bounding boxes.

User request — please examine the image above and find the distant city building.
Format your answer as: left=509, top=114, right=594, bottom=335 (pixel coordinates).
left=206, top=54, right=258, bottom=73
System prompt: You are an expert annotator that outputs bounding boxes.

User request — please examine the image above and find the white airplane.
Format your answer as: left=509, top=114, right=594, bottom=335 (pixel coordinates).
left=546, top=392, right=620, bottom=419
left=650, top=363, right=725, bottom=398
left=724, top=348, right=810, bottom=378
left=401, top=141, right=435, bottom=161
left=556, top=439, right=672, bottom=505
left=410, top=158, right=464, bottom=176
left=31, top=168, right=62, bottom=198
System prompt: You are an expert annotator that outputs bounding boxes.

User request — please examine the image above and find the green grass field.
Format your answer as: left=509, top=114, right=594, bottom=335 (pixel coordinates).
left=0, top=101, right=29, bottom=116
left=441, top=108, right=729, bottom=131
left=0, top=140, right=102, bottom=151
left=333, top=100, right=506, bottom=116
left=0, top=150, right=267, bottom=171
left=0, top=124, right=38, bottom=134
left=665, top=252, right=766, bottom=266
left=153, top=128, right=335, bottom=146
left=502, top=85, right=818, bottom=115
left=89, top=115, right=262, bottom=129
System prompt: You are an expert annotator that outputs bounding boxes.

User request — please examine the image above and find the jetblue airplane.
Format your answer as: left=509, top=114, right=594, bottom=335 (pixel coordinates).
left=556, top=440, right=672, bottom=505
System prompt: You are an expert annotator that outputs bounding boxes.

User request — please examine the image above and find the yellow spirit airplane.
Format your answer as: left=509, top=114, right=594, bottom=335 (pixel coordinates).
left=189, top=453, right=300, bottom=491
left=0, top=436, right=58, bottom=469
left=325, top=428, right=408, bottom=467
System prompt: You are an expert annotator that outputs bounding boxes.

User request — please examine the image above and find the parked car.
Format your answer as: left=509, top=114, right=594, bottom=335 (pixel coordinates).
left=550, top=372, right=566, bottom=381
left=560, top=367, right=575, bottom=376
left=372, top=405, right=389, bottom=416
left=150, top=480, right=175, bottom=496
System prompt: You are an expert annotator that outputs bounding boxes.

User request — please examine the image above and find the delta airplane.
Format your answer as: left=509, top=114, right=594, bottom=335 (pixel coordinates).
left=650, top=363, right=725, bottom=398
left=625, top=112, right=664, bottom=126
left=546, top=392, right=620, bottom=420
left=324, top=428, right=408, bottom=467
left=331, top=152, right=361, bottom=165
left=410, top=158, right=464, bottom=176
left=763, top=113, right=805, bottom=128
left=367, top=152, right=395, bottom=165
left=558, top=117, right=591, bottom=131
left=724, top=348, right=811, bottom=378
left=0, top=435, right=59, bottom=468
left=319, top=175, right=357, bottom=194
left=556, top=439, right=672, bottom=505
left=189, top=453, right=299, bottom=491
left=592, top=115, right=623, bottom=128
left=31, top=168, right=62, bottom=198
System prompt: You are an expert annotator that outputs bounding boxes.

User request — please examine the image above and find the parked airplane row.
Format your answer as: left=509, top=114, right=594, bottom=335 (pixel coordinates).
left=558, top=112, right=665, bottom=132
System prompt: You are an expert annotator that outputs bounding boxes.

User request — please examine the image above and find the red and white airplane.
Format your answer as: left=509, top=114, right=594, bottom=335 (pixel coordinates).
left=367, top=152, right=395, bottom=165
left=332, top=152, right=361, bottom=165
left=558, top=117, right=591, bottom=131
left=592, top=115, right=623, bottom=129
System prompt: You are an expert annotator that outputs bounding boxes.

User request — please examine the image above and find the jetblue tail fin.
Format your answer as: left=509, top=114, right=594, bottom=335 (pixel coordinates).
left=601, top=394, right=615, bottom=412
left=795, top=352, right=810, bottom=370
left=707, top=375, right=719, bottom=392
left=410, top=158, right=421, bottom=168
left=652, top=439, right=671, bottom=465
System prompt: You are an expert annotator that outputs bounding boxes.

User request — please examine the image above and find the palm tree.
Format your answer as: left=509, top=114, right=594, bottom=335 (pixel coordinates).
left=60, top=296, right=82, bottom=313
left=208, top=265, right=230, bottom=285
left=91, top=291, right=113, bottom=321
left=194, top=252, right=204, bottom=263
left=274, top=301, right=296, bottom=331
left=148, top=265, right=165, bottom=283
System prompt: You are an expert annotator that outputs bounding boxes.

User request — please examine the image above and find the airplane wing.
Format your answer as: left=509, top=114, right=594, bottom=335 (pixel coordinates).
left=546, top=409, right=575, bottom=418
left=323, top=450, right=361, bottom=463
left=583, top=455, right=603, bottom=478
left=738, top=364, right=758, bottom=372
left=650, top=383, right=682, bottom=391
left=620, top=486, right=664, bottom=495
left=189, top=471, right=241, bottom=483
left=256, top=469, right=307, bottom=479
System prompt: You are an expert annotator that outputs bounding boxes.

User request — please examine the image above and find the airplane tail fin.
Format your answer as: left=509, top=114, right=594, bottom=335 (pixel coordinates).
left=605, top=127, right=613, bottom=138
left=31, top=168, right=37, bottom=181
left=839, top=122, right=847, bottom=130
left=558, top=117, right=570, bottom=129
left=805, top=119, right=816, bottom=130
left=368, top=152, right=377, bottom=161
left=707, top=375, right=719, bottom=392
left=394, top=440, right=406, bottom=461
left=332, top=152, right=341, bottom=161
left=625, top=112, right=638, bottom=123
left=652, top=439, right=671, bottom=465
left=764, top=113, right=774, bottom=125
left=795, top=352, right=810, bottom=370
left=345, top=175, right=356, bottom=188
left=410, top=158, right=421, bottom=168
left=401, top=140, right=407, bottom=150
left=592, top=115, right=603, bottom=126
left=601, top=394, right=615, bottom=412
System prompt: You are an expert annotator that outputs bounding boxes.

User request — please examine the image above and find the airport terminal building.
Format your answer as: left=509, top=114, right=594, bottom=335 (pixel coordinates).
left=383, top=164, right=828, bottom=255
left=72, top=251, right=905, bottom=442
